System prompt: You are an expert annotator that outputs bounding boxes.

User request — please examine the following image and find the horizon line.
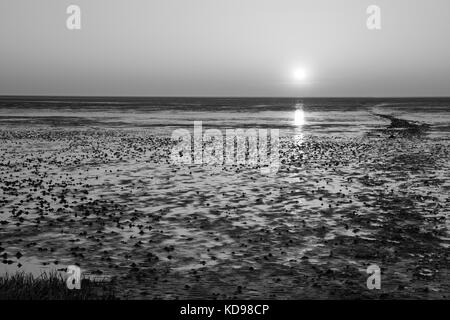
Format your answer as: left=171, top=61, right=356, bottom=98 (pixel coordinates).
left=1, top=94, right=450, bottom=99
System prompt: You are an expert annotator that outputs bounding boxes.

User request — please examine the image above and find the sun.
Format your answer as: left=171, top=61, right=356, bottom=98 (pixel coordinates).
left=292, top=67, right=308, bottom=82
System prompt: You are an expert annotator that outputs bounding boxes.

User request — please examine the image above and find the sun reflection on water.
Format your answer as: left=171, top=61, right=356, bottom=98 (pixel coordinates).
left=294, top=107, right=305, bottom=126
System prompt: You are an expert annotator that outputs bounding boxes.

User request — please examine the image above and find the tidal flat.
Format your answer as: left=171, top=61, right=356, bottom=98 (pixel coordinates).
left=0, top=114, right=449, bottom=299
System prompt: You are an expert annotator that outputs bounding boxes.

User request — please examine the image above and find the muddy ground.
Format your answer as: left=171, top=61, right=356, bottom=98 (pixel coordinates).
left=0, top=117, right=449, bottom=299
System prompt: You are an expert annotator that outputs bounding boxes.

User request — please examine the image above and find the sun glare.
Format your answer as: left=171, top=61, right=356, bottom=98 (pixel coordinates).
left=292, top=68, right=308, bottom=82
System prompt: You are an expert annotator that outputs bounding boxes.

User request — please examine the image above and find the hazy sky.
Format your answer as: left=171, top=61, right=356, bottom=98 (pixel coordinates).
left=1, top=0, right=449, bottom=96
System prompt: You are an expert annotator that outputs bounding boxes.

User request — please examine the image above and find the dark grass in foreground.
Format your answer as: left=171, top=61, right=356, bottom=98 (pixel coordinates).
left=0, top=272, right=117, bottom=300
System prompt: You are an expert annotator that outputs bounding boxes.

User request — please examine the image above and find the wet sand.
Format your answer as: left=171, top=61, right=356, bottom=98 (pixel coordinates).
left=0, top=115, right=449, bottom=299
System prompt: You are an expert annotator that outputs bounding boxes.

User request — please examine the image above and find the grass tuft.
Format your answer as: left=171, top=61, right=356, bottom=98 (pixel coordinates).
left=0, top=271, right=117, bottom=300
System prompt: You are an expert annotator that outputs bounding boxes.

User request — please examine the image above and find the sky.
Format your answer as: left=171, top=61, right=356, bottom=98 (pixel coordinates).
left=0, top=0, right=449, bottom=97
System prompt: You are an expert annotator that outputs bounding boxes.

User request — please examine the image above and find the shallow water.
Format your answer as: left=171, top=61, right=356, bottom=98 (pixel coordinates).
left=0, top=97, right=449, bottom=137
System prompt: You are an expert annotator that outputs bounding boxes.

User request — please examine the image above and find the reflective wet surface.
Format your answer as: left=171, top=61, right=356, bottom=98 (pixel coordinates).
left=0, top=98, right=449, bottom=298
